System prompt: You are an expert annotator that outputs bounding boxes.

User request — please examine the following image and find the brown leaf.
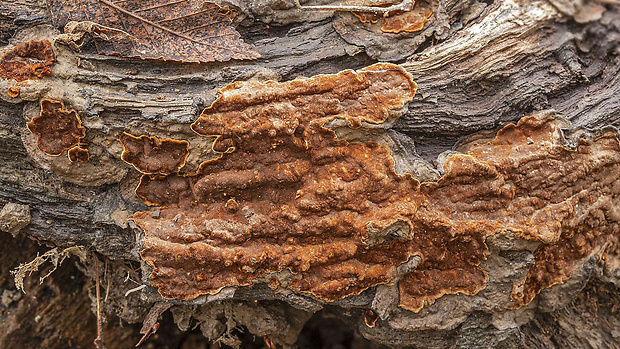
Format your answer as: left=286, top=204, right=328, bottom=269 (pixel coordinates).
left=135, top=302, right=171, bottom=347
left=47, top=0, right=259, bottom=62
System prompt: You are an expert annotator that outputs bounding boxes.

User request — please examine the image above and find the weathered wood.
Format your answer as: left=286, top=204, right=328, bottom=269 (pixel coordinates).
left=0, top=0, right=618, bottom=348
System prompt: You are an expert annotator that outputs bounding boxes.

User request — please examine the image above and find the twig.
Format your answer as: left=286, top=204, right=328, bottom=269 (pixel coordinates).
left=124, top=268, right=142, bottom=286
left=94, top=257, right=104, bottom=349
left=295, top=0, right=413, bottom=14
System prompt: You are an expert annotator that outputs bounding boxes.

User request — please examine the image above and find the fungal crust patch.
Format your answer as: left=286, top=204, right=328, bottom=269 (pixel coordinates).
left=27, top=99, right=86, bottom=156
left=134, top=63, right=420, bottom=301
left=119, top=132, right=189, bottom=175
left=68, top=145, right=89, bottom=162
left=352, top=0, right=435, bottom=34
left=131, top=64, right=620, bottom=313
left=0, top=40, right=55, bottom=82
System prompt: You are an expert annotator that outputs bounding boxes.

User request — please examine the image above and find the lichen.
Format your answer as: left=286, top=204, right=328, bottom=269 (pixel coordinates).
left=0, top=203, right=30, bottom=237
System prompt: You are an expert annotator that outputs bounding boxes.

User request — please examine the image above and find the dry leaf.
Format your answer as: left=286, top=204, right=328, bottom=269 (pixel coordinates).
left=47, top=0, right=259, bottom=62
left=135, top=302, right=171, bottom=347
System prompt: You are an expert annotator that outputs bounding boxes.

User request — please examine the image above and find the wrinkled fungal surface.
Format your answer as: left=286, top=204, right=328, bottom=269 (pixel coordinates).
left=27, top=99, right=86, bottom=156
left=119, top=132, right=189, bottom=175
left=399, top=116, right=620, bottom=311
left=135, top=63, right=419, bottom=301
left=132, top=64, right=619, bottom=313
left=0, top=40, right=55, bottom=82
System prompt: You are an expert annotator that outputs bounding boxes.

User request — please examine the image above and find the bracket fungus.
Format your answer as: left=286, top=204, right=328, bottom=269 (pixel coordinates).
left=27, top=99, right=86, bottom=156
left=0, top=39, right=55, bottom=82
left=119, top=132, right=190, bottom=175
left=131, top=63, right=619, bottom=314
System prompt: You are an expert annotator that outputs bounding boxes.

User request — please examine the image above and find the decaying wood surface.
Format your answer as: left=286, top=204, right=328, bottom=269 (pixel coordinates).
left=0, top=0, right=618, bottom=348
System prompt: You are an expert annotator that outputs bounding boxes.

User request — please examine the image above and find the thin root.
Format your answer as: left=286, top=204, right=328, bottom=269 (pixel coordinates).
left=125, top=284, right=147, bottom=297
left=297, top=0, right=413, bottom=14
left=11, top=246, right=85, bottom=293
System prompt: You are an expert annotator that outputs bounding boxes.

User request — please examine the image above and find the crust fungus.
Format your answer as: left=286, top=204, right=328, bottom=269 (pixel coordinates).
left=352, top=0, right=435, bottom=34
left=131, top=64, right=619, bottom=313
left=119, top=132, right=190, bottom=175
left=7, top=86, right=20, bottom=98
left=364, top=309, right=380, bottom=328
left=0, top=40, right=55, bottom=82
left=134, top=63, right=419, bottom=301
left=27, top=99, right=86, bottom=156
left=68, top=145, right=89, bottom=162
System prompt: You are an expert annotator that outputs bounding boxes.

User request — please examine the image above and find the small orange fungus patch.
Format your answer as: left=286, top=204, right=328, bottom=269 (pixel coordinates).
left=119, top=132, right=189, bottom=175
left=364, top=309, right=380, bottom=327
left=7, top=86, right=20, bottom=98
left=68, top=145, right=90, bottom=162
left=27, top=99, right=86, bottom=156
left=0, top=40, right=55, bottom=82
left=353, top=0, right=435, bottom=33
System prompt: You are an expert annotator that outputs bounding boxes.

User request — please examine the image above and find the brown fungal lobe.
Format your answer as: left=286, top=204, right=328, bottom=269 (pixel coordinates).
left=68, top=145, right=89, bottom=162
left=27, top=99, right=86, bottom=156
left=0, top=40, right=55, bottom=82
left=132, top=63, right=619, bottom=313
left=119, top=132, right=190, bottom=175
left=364, top=309, right=380, bottom=328
left=352, top=0, right=435, bottom=34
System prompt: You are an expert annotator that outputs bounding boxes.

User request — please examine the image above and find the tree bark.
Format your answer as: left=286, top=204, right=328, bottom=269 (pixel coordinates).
left=0, top=0, right=619, bottom=348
